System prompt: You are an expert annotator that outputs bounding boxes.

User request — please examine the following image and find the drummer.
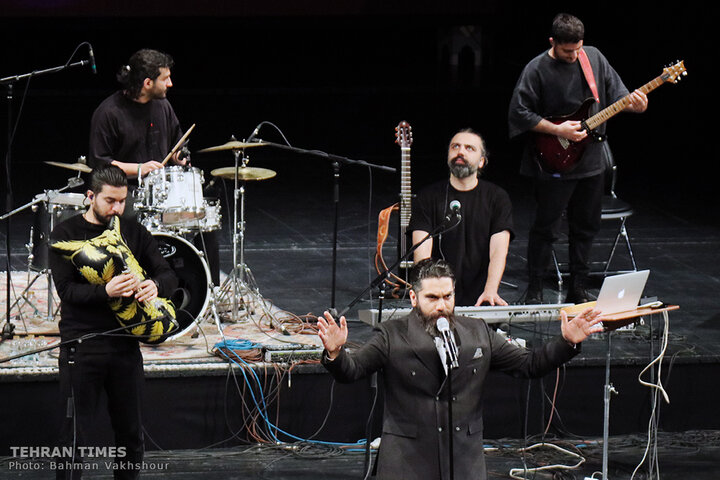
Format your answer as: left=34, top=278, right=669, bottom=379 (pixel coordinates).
left=89, top=48, right=187, bottom=177
left=88, top=48, right=221, bottom=285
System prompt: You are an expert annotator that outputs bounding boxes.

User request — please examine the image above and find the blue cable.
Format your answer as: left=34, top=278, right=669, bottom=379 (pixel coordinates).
left=215, top=342, right=366, bottom=448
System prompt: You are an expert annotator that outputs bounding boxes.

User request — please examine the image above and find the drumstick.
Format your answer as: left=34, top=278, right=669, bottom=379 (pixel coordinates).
left=161, top=123, right=196, bottom=166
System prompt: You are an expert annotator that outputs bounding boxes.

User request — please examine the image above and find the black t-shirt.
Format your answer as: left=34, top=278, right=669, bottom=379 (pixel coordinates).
left=408, top=179, right=514, bottom=305
left=88, top=91, right=182, bottom=168
left=49, top=214, right=178, bottom=350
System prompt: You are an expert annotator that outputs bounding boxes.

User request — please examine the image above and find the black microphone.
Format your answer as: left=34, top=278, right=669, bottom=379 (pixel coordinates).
left=88, top=44, right=97, bottom=74
left=449, top=200, right=461, bottom=218
left=436, top=317, right=459, bottom=369
left=445, top=200, right=462, bottom=222
left=247, top=123, right=262, bottom=142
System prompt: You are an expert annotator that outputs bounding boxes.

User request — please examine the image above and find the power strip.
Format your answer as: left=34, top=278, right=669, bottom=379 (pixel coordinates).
left=264, top=349, right=323, bottom=363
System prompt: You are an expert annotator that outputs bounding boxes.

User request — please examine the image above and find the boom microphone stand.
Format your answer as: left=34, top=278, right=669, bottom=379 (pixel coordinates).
left=1, top=44, right=95, bottom=339
left=0, top=317, right=167, bottom=365
left=255, top=140, right=396, bottom=310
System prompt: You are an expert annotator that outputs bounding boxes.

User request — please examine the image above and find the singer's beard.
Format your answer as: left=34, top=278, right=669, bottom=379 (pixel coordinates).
left=415, top=307, right=456, bottom=336
left=448, top=156, right=478, bottom=179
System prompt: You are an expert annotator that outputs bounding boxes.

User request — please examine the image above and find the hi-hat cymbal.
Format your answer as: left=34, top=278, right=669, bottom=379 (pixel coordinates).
left=45, top=161, right=93, bottom=173
left=197, top=141, right=268, bottom=153
left=211, top=166, right=277, bottom=181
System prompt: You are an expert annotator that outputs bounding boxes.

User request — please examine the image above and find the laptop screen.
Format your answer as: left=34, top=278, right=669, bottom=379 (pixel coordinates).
left=595, top=270, right=650, bottom=315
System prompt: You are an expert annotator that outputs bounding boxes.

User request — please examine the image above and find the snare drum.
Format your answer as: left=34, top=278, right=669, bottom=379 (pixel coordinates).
left=152, top=232, right=211, bottom=339
left=139, top=197, right=221, bottom=234
left=30, top=193, right=87, bottom=271
left=140, top=166, right=206, bottom=225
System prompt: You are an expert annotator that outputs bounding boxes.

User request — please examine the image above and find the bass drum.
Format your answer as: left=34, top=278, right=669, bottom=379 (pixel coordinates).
left=152, top=232, right=211, bottom=339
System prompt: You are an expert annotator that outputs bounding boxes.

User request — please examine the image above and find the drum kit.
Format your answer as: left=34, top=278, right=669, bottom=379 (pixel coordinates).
left=3, top=138, right=278, bottom=339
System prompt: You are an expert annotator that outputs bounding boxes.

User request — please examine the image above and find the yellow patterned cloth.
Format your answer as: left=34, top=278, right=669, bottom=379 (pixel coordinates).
left=50, top=216, right=178, bottom=344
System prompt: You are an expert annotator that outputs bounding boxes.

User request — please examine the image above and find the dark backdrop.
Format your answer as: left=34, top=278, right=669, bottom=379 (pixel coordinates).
left=1, top=2, right=714, bottom=225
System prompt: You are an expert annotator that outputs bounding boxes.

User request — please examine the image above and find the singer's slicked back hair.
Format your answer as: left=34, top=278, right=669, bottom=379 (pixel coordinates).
left=410, top=258, right=455, bottom=293
left=89, top=165, right=128, bottom=194
left=117, top=48, right=174, bottom=99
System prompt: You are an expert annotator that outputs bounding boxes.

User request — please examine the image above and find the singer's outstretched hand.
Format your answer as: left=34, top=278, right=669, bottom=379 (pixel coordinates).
left=317, top=311, right=348, bottom=360
left=560, top=307, right=604, bottom=345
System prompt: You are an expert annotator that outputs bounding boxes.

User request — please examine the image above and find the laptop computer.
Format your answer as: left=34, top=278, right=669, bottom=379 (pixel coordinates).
left=595, top=270, right=650, bottom=315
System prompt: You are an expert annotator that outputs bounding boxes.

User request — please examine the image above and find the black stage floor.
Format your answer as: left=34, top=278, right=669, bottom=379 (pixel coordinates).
left=2, top=432, right=720, bottom=479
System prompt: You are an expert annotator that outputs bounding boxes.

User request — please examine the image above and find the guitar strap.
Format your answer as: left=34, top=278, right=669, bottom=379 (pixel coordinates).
left=578, top=48, right=600, bottom=103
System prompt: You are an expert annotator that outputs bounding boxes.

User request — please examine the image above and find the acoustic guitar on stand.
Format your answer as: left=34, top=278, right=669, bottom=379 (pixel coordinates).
left=375, top=121, right=413, bottom=294
left=534, top=60, right=687, bottom=174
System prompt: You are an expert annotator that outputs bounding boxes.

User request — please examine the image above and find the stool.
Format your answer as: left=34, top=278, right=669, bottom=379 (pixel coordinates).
left=551, top=194, right=638, bottom=290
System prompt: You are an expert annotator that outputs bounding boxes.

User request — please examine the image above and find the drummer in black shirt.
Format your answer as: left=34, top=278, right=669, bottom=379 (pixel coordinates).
left=88, top=49, right=220, bottom=285
left=89, top=48, right=186, bottom=177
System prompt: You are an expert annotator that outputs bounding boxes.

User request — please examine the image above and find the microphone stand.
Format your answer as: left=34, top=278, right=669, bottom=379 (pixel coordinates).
left=1, top=59, right=93, bottom=339
left=0, top=317, right=165, bottom=365
left=444, top=344, right=457, bottom=480
left=332, top=214, right=461, bottom=320
left=257, top=140, right=396, bottom=310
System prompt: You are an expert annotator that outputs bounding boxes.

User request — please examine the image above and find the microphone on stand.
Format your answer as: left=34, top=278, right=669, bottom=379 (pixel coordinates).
left=88, top=44, right=97, bottom=74
left=247, top=123, right=262, bottom=142
left=444, top=200, right=462, bottom=222
left=436, top=317, right=459, bottom=369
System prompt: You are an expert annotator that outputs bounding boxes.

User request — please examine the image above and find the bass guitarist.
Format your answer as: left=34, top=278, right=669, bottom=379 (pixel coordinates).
left=508, top=13, right=647, bottom=304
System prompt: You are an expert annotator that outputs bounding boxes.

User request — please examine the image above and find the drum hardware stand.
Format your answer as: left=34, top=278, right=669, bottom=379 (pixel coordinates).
left=0, top=177, right=84, bottom=327
left=206, top=143, right=286, bottom=335
left=216, top=144, right=258, bottom=323
left=206, top=283, right=228, bottom=343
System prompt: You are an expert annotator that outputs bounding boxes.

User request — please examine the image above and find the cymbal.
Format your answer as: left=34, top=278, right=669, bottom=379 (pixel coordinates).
left=45, top=161, right=92, bottom=173
left=211, top=166, right=277, bottom=181
left=197, top=141, right=268, bottom=153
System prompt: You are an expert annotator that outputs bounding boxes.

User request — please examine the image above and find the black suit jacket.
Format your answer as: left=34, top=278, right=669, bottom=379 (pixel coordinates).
left=323, top=311, right=578, bottom=480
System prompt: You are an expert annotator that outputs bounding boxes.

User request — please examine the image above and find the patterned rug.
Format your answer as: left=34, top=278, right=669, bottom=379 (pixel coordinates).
left=0, top=271, right=322, bottom=374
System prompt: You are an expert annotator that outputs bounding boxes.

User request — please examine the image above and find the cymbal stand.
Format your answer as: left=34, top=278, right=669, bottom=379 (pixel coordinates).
left=213, top=147, right=284, bottom=333
left=0, top=177, right=83, bottom=327
left=215, top=147, right=253, bottom=323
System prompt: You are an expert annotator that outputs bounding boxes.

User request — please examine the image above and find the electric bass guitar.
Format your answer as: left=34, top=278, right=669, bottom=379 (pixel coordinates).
left=375, top=120, right=413, bottom=292
left=534, top=60, right=687, bottom=174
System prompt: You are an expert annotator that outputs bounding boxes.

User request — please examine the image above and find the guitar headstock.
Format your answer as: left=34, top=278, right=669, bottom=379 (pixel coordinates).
left=395, top=120, right=413, bottom=148
left=661, top=60, right=687, bottom=84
